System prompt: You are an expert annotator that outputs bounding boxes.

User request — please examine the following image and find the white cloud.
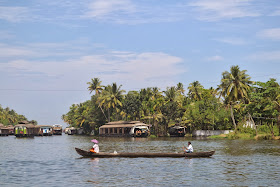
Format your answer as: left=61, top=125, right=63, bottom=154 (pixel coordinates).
left=257, top=28, right=280, bottom=40
left=0, top=44, right=36, bottom=57
left=214, top=37, right=247, bottom=45
left=0, top=6, right=29, bottom=22
left=189, top=0, right=260, bottom=21
left=83, top=0, right=188, bottom=24
left=249, top=50, right=280, bottom=61
left=0, top=42, right=185, bottom=90
left=206, top=55, right=224, bottom=61
left=85, top=0, right=135, bottom=18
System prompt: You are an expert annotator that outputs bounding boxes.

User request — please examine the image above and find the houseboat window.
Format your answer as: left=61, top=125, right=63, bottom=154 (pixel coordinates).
left=114, top=128, right=117, bottom=133
left=110, top=128, right=113, bottom=133
left=105, top=128, right=108, bottom=133
left=119, top=128, right=122, bottom=134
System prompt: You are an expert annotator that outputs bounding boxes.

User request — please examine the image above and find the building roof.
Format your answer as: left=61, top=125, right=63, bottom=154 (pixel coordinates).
left=100, top=121, right=149, bottom=128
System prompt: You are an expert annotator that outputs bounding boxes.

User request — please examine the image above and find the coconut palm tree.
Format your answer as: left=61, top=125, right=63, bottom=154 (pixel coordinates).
left=87, top=78, right=108, bottom=120
left=176, top=82, right=185, bottom=95
left=164, top=87, right=177, bottom=102
left=99, top=83, right=125, bottom=122
left=87, top=78, right=103, bottom=95
left=218, top=65, right=253, bottom=129
left=188, top=81, right=203, bottom=101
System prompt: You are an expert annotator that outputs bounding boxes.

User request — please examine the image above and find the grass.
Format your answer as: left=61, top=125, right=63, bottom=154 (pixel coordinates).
left=209, top=132, right=280, bottom=140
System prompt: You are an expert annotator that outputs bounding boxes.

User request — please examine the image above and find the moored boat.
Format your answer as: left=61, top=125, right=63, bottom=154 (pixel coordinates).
left=75, top=148, right=215, bottom=158
left=53, top=124, right=62, bottom=135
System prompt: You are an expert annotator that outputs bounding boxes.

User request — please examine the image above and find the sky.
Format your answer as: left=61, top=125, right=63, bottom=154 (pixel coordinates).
left=0, top=0, right=280, bottom=126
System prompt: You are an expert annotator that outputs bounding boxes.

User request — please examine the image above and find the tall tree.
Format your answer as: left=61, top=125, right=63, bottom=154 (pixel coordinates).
left=188, top=81, right=203, bottom=101
left=87, top=78, right=103, bottom=95
left=99, top=83, right=125, bottom=122
left=87, top=78, right=108, bottom=120
left=218, top=65, right=253, bottom=129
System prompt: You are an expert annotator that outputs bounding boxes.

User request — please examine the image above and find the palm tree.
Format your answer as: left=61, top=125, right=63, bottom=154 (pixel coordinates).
left=176, top=82, right=185, bottom=95
left=188, top=81, right=203, bottom=101
left=218, top=65, right=253, bottom=129
left=87, top=78, right=108, bottom=120
left=99, top=83, right=125, bottom=122
left=164, top=87, right=177, bottom=102
left=87, top=78, right=104, bottom=95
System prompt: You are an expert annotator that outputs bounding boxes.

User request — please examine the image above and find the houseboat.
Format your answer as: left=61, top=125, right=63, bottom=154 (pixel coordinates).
left=53, top=124, right=62, bottom=135
left=7, top=125, right=14, bottom=135
left=99, top=121, right=150, bottom=137
left=67, top=127, right=77, bottom=135
left=168, top=124, right=186, bottom=137
left=34, top=125, right=53, bottom=136
left=14, top=123, right=36, bottom=137
left=0, top=124, right=9, bottom=136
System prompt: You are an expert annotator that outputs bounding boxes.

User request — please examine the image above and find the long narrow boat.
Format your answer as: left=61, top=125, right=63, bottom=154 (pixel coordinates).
left=75, top=148, right=215, bottom=158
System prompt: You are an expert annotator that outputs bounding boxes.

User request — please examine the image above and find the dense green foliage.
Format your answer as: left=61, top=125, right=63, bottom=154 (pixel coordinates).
left=0, top=105, right=36, bottom=126
left=62, top=65, right=280, bottom=136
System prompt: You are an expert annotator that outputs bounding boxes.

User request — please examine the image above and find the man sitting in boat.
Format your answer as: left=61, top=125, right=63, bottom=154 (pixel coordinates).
left=183, top=142, right=193, bottom=153
left=90, top=139, right=99, bottom=153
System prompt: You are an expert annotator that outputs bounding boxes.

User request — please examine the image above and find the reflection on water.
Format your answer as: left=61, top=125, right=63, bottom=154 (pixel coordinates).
left=0, top=135, right=279, bottom=186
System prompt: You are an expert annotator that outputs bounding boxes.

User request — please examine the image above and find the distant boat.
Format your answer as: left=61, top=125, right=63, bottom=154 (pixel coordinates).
left=68, top=127, right=77, bottom=135
left=34, top=125, right=53, bottom=136
left=75, top=148, right=215, bottom=158
left=14, top=123, right=35, bottom=138
left=99, top=121, right=150, bottom=137
left=0, top=124, right=9, bottom=136
left=169, top=124, right=186, bottom=137
left=53, top=124, right=62, bottom=135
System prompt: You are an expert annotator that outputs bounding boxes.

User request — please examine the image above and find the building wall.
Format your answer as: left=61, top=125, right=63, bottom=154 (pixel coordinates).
left=192, top=130, right=233, bottom=137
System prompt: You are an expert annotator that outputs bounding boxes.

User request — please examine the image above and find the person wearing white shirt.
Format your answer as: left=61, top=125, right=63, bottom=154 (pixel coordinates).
left=183, top=142, right=193, bottom=153
left=92, top=143, right=99, bottom=153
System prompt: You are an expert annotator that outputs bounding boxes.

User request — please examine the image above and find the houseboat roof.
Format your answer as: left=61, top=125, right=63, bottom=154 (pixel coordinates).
left=53, top=124, right=62, bottom=127
left=170, top=125, right=185, bottom=129
left=100, top=121, right=149, bottom=128
left=35, top=125, right=53, bottom=128
left=14, top=124, right=35, bottom=128
left=0, top=123, right=4, bottom=127
left=18, top=120, right=29, bottom=124
left=0, top=125, right=8, bottom=129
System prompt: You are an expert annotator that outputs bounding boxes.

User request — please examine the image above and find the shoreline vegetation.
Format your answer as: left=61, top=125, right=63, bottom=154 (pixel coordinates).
left=1, top=65, right=280, bottom=140
left=61, top=65, right=280, bottom=140
left=0, top=105, right=37, bottom=126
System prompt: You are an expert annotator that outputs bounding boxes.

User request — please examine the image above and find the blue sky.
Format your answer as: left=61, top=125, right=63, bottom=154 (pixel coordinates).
left=0, top=0, right=279, bottom=126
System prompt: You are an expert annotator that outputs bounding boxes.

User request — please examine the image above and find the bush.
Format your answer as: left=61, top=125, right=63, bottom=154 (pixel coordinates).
left=236, top=125, right=256, bottom=135
left=149, top=135, right=157, bottom=138
left=258, top=125, right=279, bottom=136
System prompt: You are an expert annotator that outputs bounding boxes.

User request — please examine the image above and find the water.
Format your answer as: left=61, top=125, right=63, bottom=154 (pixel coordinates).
left=0, top=135, right=279, bottom=186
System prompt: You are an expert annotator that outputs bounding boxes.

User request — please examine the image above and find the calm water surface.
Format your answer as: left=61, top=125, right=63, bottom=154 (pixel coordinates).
left=0, top=135, right=279, bottom=186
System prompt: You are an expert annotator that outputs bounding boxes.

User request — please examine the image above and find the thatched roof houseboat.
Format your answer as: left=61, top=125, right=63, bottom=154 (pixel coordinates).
left=7, top=125, right=14, bottom=135
left=99, top=121, right=150, bottom=137
left=14, top=122, right=36, bottom=137
left=168, top=124, right=186, bottom=137
left=0, top=123, right=9, bottom=136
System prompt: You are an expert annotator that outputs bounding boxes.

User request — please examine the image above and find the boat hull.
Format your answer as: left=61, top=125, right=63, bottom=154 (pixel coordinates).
left=75, top=148, right=215, bottom=158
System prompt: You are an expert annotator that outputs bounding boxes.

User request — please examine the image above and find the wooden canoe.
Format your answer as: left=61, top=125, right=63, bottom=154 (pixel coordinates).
left=75, top=148, right=215, bottom=158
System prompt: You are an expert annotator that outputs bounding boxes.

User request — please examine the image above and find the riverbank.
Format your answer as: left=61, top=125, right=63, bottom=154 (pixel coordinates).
left=209, top=132, right=280, bottom=140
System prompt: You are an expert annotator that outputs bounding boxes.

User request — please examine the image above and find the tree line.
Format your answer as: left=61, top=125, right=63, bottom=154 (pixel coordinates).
left=0, top=105, right=36, bottom=126
left=62, top=65, right=280, bottom=136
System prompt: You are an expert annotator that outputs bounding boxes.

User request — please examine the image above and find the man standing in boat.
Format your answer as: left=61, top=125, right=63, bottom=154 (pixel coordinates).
left=183, top=142, right=193, bottom=153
